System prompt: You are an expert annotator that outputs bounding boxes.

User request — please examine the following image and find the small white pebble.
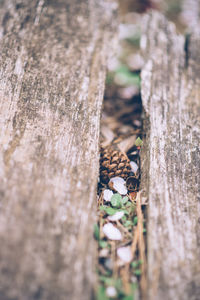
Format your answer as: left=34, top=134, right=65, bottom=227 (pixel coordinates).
left=103, top=223, right=122, bottom=240
left=108, top=211, right=124, bottom=221
left=130, top=161, right=138, bottom=173
left=114, top=183, right=127, bottom=195
left=103, top=189, right=113, bottom=202
left=110, top=177, right=125, bottom=184
left=106, top=286, right=117, bottom=298
left=99, top=248, right=109, bottom=258
left=117, top=246, right=133, bottom=263
left=110, top=177, right=127, bottom=195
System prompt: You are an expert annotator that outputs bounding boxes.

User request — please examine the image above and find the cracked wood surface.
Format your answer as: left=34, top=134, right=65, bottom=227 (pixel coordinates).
left=0, top=1, right=117, bottom=299
left=141, top=12, right=200, bottom=300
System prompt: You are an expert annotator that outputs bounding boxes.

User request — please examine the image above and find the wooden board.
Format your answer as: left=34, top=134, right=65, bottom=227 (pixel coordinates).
left=0, top=1, right=117, bottom=299
left=140, top=12, right=200, bottom=300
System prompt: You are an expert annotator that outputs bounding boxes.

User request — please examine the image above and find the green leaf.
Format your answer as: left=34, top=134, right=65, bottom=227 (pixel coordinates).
left=122, top=209, right=129, bottom=215
left=122, top=215, right=127, bottom=221
left=114, top=278, right=122, bottom=290
left=99, top=276, right=121, bottom=289
left=125, top=201, right=132, bottom=207
left=115, top=65, right=140, bottom=87
left=100, top=205, right=118, bottom=216
left=133, top=216, right=138, bottom=226
left=121, top=196, right=129, bottom=205
left=94, top=224, right=100, bottom=240
left=131, top=261, right=138, bottom=268
left=143, top=228, right=147, bottom=233
left=99, top=240, right=108, bottom=248
left=131, top=282, right=138, bottom=291
left=99, top=276, right=113, bottom=285
left=122, top=295, right=134, bottom=300
left=111, top=193, right=122, bottom=208
left=135, top=137, right=143, bottom=147
left=131, top=260, right=143, bottom=269
left=106, top=207, right=118, bottom=215
left=134, top=269, right=142, bottom=276
left=99, top=205, right=105, bottom=211
left=97, top=285, right=109, bottom=300
left=124, top=220, right=133, bottom=228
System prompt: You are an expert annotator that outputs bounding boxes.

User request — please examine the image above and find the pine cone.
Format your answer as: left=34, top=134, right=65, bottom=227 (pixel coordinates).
left=100, top=146, right=131, bottom=183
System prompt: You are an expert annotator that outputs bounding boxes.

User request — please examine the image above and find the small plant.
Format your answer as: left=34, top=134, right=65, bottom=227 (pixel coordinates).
left=135, top=137, right=143, bottom=147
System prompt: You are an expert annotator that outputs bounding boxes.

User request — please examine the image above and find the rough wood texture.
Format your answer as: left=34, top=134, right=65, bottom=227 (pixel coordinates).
left=0, top=1, right=117, bottom=299
left=140, top=12, right=200, bottom=300
left=182, top=0, right=200, bottom=29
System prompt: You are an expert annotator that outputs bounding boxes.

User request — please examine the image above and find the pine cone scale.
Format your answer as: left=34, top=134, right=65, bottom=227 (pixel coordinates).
left=100, top=146, right=131, bottom=183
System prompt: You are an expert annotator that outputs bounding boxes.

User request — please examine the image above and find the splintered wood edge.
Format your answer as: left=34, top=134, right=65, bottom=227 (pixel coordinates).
left=140, top=12, right=200, bottom=300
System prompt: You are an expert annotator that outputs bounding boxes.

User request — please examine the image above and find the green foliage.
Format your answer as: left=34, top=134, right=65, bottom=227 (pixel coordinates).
left=131, top=260, right=143, bottom=269
left=97, top=285, right=109, bottom=300
left=121, top=196, right=129, bottom=205
left=122, top=215, right=127, bottom=221
left=122, top=295, right=134, bottom=300
left=99, top=276, right=122, bottom=290
left=134, top=269, right=142, bottom=276
left=99, top=202, right=130, bottom=217
left=135, top=137, right=143, bottom=147
left=99, top=205, right=118, bottom=216
left=94, top=224, right=100, bottom=240
left=115, top=65, right=140, bottom=87
left=133, top=216, right=138, bottom=226
left=124, top=220, right=133, bottom=228
left=99, top=240, right=108, bottom=248
left=122, top=209, right=129, bottom=215
left=125, top=201, right=132, bottom=207
left=111, top=193, right=122, bottom=208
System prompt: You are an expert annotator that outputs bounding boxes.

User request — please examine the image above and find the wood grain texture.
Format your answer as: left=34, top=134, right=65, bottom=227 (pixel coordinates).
left=182, top=0, right=200, bottom=30
left=140, top=12, right=200, bottom=300
left=0, top=1, right=117, bottom=299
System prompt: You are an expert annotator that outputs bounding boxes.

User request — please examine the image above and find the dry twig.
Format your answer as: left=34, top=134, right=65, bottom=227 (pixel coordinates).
left=136, top=192, right=147, bottom=299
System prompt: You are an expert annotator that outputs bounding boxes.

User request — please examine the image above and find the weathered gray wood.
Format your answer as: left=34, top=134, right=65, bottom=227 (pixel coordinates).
left=0, top=1, right=117, bottom=299
left=141, top=12, right=200, bottom=300
left=182, top=0, right=200, bottom=30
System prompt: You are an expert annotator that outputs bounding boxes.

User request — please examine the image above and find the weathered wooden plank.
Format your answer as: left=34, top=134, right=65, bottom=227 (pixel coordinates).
left=182, top=0, right=200, bottom=29
left=0, top=1, right=117, bottom=299
left=140, top=12, right=200, bottom=300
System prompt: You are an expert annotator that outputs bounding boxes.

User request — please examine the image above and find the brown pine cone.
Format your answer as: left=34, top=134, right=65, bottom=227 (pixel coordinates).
left=100, top=146, right=131, bottom=183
